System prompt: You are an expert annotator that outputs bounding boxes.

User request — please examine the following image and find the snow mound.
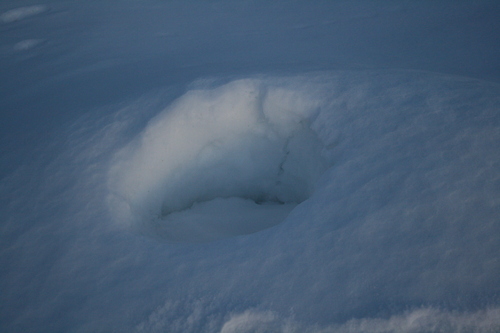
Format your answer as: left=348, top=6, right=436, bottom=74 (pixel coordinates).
left=107, top=78, right=332, bottom=242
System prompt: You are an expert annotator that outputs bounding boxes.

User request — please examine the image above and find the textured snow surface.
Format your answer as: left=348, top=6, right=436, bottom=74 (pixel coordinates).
left=2, top=1, right=500, bottom=331
left=1, top=70, right=499, bottom=332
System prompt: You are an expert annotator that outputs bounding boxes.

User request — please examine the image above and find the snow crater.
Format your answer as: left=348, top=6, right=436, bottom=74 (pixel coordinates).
left=107, top=78, right=331, bottom=242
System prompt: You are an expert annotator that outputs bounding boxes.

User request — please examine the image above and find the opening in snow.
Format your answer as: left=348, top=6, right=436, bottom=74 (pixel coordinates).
left=107, top=78, right=332, bottom=242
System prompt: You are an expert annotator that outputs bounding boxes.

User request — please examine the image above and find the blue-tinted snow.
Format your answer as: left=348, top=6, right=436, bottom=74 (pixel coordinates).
left=1, top=1, right=500, bottom=332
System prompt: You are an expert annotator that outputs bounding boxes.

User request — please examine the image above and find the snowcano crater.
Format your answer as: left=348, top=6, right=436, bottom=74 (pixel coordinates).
left=107, top=78, right=333, bottom=242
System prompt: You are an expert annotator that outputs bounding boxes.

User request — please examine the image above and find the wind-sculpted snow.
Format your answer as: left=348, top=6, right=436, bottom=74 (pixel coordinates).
left=107, top=78, right=332, bottom=242
left=1, top=70, right=500, bottom=332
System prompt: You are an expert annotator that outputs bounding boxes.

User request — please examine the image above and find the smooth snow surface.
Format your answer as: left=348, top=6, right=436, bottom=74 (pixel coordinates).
left=0, top=5, right=47, bottom=23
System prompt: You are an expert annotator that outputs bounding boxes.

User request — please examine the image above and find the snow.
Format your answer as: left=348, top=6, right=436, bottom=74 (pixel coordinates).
left=107, top=78, right=331, bottom=242
left=0, top=5, right=47, bottom=24
left=1, top=1, right=500, bottom=332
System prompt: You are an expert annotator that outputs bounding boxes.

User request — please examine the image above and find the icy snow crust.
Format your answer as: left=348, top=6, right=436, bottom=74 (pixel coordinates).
left=2, top=70, right=500, bottom=332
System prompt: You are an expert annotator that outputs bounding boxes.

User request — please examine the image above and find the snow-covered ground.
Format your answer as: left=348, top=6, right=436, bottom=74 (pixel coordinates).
left=1, top=1, right=500, bottom=332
